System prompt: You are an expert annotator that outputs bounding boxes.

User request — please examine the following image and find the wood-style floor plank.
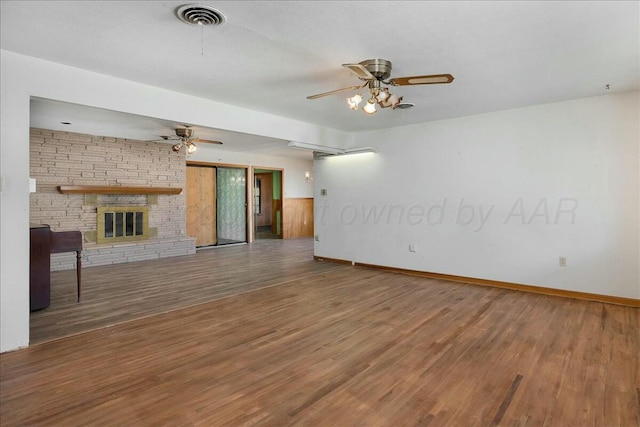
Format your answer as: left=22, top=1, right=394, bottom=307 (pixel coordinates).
left=30, top=239, right=342, bottom=344
left=2, top=238, right=639, bottom=426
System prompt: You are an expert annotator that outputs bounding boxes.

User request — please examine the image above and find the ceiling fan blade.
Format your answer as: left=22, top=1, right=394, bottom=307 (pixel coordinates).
left=342, top=63, right=375, bottom=80
left=148, top=136, right=179, bottom=142
left=388, top=74, right=455, bottom=86
left=193, top=138, right=223, bottom=145
left=306, top=82, right=368, bottom=99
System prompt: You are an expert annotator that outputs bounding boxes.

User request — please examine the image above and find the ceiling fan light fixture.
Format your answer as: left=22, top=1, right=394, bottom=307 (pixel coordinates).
left=362, top=98, right=377, bottom=115
left=186, top=142, right=197, bottom=154
left=308, top=59, right=454, bottom=116
left=347, top=94, right=363, bottom=110
left=375, top=87, right=390, bottom=103
left=388, top=93, right=404, bottom=109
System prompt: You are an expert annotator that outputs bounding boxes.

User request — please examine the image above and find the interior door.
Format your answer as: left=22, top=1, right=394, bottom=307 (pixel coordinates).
left=186, top=166, right=217, bottom=247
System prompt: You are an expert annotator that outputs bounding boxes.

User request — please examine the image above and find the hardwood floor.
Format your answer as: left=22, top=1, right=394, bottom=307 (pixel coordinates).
left=30, top=238, right=338, bottom=344
left=255, top=225, right=280, bottom=240
left=2, top=238, right=639, bottom=426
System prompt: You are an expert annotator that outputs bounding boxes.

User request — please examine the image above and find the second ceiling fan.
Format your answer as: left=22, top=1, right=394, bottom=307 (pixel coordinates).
left=307, top=59, right=454, bottom=114
left=157, top=127, right=223, bottom=154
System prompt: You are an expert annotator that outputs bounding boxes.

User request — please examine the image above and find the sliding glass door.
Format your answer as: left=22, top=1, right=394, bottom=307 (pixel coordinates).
left=216, top=167, right=247, bottom=245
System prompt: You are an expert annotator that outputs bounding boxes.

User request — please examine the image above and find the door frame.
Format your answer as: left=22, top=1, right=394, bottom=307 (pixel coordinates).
left=251, top=166, right=284, bottom=242
left=187, top=161, right=250, bottom=244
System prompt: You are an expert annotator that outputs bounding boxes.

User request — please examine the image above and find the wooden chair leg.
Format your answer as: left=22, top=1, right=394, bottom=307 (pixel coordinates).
left=76, top=251, right=82, bottom=302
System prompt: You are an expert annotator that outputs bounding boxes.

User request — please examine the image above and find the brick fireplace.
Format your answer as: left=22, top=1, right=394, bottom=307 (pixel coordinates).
left=29, top=128, right=195, bottom=271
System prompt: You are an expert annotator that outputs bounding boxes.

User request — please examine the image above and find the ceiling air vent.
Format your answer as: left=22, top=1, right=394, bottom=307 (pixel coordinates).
left=176, top=4, right=226, bottom=26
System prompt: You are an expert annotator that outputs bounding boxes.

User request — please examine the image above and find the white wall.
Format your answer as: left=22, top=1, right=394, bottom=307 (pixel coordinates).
left=314, top=91, right=640, bottom=299
left=0, top=50, right=347, bottom=353
left=0, top=52, right=31, bottom=354
left=2, top=48, right=637, bottom=353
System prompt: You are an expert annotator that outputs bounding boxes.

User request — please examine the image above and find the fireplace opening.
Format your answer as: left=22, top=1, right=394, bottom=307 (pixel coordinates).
left=97, top=206, right=149, bottom=244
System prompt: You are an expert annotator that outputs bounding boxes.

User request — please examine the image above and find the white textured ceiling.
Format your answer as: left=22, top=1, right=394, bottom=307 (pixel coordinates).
left=2, top=1, right=639, bottom=156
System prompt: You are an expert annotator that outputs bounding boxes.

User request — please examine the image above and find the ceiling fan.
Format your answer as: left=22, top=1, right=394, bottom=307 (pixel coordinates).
left=307, top=59, right=454, bottom=115
left=156, top=126, right=223, bottom=154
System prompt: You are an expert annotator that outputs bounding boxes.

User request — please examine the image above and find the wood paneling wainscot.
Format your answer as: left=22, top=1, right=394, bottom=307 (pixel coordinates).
left=283, top=198, right=313, bottom=239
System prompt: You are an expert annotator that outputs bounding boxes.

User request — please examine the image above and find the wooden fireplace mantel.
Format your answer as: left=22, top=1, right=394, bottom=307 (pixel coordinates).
left=57, top=185, right=182, bottom=195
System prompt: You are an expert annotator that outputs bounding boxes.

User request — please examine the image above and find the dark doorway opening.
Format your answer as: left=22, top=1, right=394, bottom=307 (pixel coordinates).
left=253, top=168, right=283, bottom=240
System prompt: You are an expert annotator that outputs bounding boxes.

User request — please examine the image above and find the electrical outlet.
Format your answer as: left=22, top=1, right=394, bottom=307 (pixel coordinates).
left=320, top=189, right=327, bottom=196
left=559, top=257, right=567, bottom=267
left=314, top=235, right=320, bottom=242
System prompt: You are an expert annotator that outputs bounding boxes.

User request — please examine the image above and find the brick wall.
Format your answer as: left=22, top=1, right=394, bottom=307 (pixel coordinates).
left=29, top=128, right=195, bottom=270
